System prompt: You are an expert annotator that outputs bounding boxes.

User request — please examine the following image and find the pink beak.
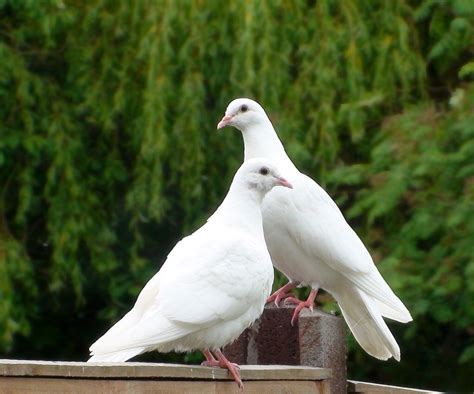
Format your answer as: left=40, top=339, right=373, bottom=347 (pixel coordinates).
left=217, top=115, right=233, bottom=129
left=277, top=177, right=293, bottom=189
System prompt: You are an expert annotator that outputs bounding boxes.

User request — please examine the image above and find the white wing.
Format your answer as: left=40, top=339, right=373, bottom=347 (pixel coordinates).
left=159, top=230, right=271, bottom=326
left=285, top=174, right=372, bottom=272
left=286, top=173, right=411, bottom=321
left=90, top=227, right=271, bottom=357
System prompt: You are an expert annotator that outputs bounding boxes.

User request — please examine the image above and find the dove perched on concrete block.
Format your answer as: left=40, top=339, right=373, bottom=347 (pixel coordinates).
left=218, top=98, right=412, bottom=361
left=88, top=158, right=293, bottom=389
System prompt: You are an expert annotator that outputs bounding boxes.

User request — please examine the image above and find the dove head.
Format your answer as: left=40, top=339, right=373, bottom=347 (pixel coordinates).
left=209, top=158, right=292, bottom=229
left=217, top=98, right=288, bottom=163
left=217, top=98, right=270, bottom=131
left=235, top=158, right=292, bottom=196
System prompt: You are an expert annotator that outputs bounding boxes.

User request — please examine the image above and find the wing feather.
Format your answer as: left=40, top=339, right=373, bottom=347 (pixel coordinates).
left=159, top=233, right=271, bottom=326
left=288, top=174, right=411, bottom=322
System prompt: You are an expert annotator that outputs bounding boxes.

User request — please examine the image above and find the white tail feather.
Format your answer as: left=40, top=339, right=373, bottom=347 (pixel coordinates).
left=373, top=298, right=412, bottom=323
left=354, top=273, right=412, bottom=323
left=88, top=347, right=144, bottom=362
left=337, top=288, right=401, bottom=361
left=89, top=309, right=193, bottom=359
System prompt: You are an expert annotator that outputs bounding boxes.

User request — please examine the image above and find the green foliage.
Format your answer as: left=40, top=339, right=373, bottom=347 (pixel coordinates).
left=0, top=0, right=473, bottom=390
left=330, top=84, right=474, bottom=388
left=415, top=0, right=474, bottom=76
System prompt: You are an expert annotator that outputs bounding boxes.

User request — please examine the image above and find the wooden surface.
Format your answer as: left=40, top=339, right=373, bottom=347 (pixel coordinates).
left=0, top=377, right=331, bottom=393
left=0, top=359, right=330, bottom=380
left=0, top=360, right=332, bottom=393
left=348, top=380, right=441, bottom=394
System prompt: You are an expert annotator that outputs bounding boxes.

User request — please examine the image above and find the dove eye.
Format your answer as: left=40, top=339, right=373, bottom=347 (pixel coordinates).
left=240, top=104, right=248, bottom=113
left=259, top=167, right=269, bottom=176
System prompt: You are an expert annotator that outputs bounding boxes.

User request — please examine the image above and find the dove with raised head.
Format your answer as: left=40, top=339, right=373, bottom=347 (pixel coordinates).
left=87, top=158, right=292, bottom=389
left=218, top=98, right=412, bottom=361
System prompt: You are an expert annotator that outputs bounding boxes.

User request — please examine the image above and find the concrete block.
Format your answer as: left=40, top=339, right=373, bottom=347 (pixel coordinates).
left=224, top=304, right=347, bottom=394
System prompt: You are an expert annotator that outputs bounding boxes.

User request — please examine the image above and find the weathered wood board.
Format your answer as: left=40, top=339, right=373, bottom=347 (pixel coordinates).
left=348, top=380, right=442, bottom=394
left=0, top=359, right=332, bottom=393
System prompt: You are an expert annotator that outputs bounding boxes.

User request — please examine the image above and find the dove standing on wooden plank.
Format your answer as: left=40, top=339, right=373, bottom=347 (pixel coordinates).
left=87, top=158, right=292, bottom=389
left=217, top=98, right=412, bottom=361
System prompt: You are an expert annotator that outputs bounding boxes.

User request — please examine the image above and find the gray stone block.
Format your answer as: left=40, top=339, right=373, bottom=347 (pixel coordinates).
left=224, top=304, right=347, bottom=394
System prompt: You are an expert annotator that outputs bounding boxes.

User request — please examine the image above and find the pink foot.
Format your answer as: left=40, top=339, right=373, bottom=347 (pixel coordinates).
left=267, top=282, right=298, bottom=306
left=214, top=349, right=244, bottom=391
left=284, top=288, right=318, bottom=326
left=201, top=349, right=220, bottom=367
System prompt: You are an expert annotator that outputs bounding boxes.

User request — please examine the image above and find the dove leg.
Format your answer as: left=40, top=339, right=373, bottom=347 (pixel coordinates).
left=284, top=288, right=319, bottom=326
left=201, top=349, right=220, bottom=367
left=214, top=349, right=244, bottom=390
left=267, top=281, right=299, bottom=306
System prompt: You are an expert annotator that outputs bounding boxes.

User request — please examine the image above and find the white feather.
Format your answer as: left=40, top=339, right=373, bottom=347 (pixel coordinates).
left=221, top=97, right=412, bottom=361
left=337, top=288, right=400, bottom=361
left=87, top=159, right=285, bottom=362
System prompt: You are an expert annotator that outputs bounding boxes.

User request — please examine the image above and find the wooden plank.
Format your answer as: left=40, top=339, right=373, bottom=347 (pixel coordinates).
left=348, top=380, right=441, bottom=394
left=0, top=377, right=328, bottom=393
left=0, top=359, right=331, bottom=381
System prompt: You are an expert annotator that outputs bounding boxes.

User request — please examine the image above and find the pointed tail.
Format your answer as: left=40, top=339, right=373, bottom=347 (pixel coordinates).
left=337, top=288, right=403, bottom=361
left=88, top=347, right=145, bottom=363
left=87, top=308, right=194, bottom=363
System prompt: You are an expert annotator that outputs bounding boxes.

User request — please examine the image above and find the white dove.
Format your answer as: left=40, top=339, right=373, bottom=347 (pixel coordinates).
left=217, top=98, right=412, bottom=361
left=87, top=158, right=292, bottom=389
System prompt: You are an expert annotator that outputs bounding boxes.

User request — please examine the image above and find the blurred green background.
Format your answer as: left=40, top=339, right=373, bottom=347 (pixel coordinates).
left=1, top=0, right=473, bottom=391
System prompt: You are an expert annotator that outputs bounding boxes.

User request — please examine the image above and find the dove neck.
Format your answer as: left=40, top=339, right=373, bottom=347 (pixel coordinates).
left=242, top=121, right=294, bottom=169
left=210, top=185, right=265, bottom=238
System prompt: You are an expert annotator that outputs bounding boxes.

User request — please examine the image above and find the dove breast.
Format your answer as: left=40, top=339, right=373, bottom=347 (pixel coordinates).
left=154, top=229, right=274, bottom=352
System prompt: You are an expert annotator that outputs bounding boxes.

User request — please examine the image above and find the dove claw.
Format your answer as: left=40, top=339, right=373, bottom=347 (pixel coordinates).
left=201, top=360, right=220, bottom=367
left=201, top=349, right=221, bottom=367
left=214, top=349, right=244, bottom=390
left=283, top=296, right=304, bottom=306
left=286, top=289, right=318, bottom=325
left=267, top=282, right=299, bottom=306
